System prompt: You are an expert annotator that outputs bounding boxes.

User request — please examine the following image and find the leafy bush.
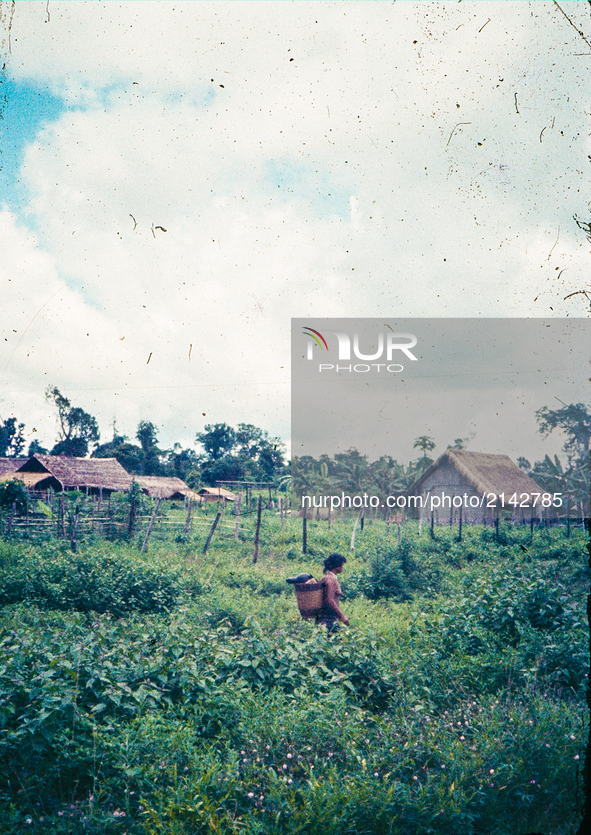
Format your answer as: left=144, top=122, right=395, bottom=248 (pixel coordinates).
left=351, top=542, right=412, bottom=600
left=0, top=479, right=28, bottom=512
left=0, top=545, right=192, bottom=615
left=0, top=607, right=584, bottom=834
left=0, top=521, right=587, bottom=834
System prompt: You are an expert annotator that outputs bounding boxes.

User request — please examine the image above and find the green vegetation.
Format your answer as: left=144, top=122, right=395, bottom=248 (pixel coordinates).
left=0, top=515, right=587, bottom=834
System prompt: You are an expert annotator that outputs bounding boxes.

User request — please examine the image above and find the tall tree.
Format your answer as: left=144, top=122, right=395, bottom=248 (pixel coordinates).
left=0, top=417, right=26, bottom=457
left=535, top=403, right=591, bottom=468
left=136, top=421, right=163, bottom=475
left=196, top=422, right=286, bottom=485
left=27, top=439, right=48, bottom=457
left=411, top=435, right=436, bottom=477
left=534, top=402, right=591, bottom=510
left=334, top=448, right=370, bottom=494
left=166, top=443, right=199, bottom=482
left=92, top=433, right=144, bottom=474
left=46, top=387, right=100, bottom=457
left=196, top=423, right=236, bottom=461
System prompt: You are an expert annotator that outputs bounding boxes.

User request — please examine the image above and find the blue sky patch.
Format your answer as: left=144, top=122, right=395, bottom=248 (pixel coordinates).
left=263, top=159, right=350, bottom=219
left=0, top=77, right=65, bottom=213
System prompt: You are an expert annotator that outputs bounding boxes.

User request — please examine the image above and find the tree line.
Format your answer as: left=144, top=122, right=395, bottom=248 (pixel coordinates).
left=0, top=387, right=287, bottom=489
left=0, top=388, right=589, bottom=506
left=292, top=405, right=591, bottom=513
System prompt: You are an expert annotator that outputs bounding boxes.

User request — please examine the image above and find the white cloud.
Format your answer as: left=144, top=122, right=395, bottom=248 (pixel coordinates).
left=1, top=1, right=590, bottom=456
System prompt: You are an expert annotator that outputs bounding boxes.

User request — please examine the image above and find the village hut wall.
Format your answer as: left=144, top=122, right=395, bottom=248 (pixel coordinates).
left=406, top=451, right=549, bottom=524
left=14, top=455, right=133, bottom=496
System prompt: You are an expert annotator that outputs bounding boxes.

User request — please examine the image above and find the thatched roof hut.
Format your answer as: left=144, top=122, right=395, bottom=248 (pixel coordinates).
left=0, top=470, right=62, bottom=492
left=135, top=476, right=199, bottom=500
left=0, top=458, right=27, bottom=476
left=197, top=486, right=237, bottom=502
left=15, top=454, right=133, bottom=495
left=406, top=450, right=548, bottom=521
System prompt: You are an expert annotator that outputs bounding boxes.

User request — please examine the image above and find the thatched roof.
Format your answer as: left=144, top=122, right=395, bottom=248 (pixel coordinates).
left=408, top=450, right=545, bottom=498
left=16, top=455, right=133, bottom=492
left=0, top=458, right=27, bottom=476
left=0, top=471, right=62, bottom=491
left=198, top=486, right=237, bottom=501
left=135, top=476, right=198, bottom=500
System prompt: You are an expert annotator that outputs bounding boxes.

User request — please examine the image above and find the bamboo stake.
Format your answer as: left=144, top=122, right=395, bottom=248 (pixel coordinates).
left=203, top=510, right=222, bottom=555
left=60, top=496, right=66, bottom=538
left=235, top=492, right=242, bottom=540
left=279, top=497, right=285, bottom=532
left=141, top=499, right=162, bottom=552
left=70, top=506, right=80, bottom=553
left=253, top=495, right=263, bottom=563
left=350, top=509, right=362, bottom=551
left=184, top=500, right=193, bottom=535
left=6, top=501, right=16, bottom=537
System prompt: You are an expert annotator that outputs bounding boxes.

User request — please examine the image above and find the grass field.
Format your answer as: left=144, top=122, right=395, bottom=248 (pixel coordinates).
left=0, top=508, right=588, bottom=834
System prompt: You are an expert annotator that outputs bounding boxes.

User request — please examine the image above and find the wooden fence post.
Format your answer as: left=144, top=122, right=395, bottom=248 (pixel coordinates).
left=70, top=506, right=80, bottom=553
left=128, top=495, right=137, bottom=539
left=279, top=497, right=285, bottom=532
left=183, top=500, right=193, bottom=535
left=252, top=495, right=263, bottom=564
left=302, top=514, right=307, bottom=554
left=59, top=496, right=66, bottom=538
left=203, top=511, right=222, bottom=555
left=458, top=505, right=463, bottom=542
left=6, top=501, right=16, bottom=537
left=235, top=492, right=242, bottom=541
left=350, top=509, right=362, bottom=551
left=141, top=499, right=162, bottom=553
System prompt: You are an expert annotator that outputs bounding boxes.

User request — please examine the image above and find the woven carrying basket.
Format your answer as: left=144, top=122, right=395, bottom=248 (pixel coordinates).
left=294, top=581, right=325, bottom=619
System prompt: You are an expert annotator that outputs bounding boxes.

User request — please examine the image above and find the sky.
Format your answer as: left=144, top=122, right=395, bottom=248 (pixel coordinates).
left=1, top=0, right=590, bottom=462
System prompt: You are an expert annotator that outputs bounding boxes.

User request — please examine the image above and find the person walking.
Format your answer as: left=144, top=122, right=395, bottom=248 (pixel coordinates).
left=317, top=552, right=349, bottom=630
